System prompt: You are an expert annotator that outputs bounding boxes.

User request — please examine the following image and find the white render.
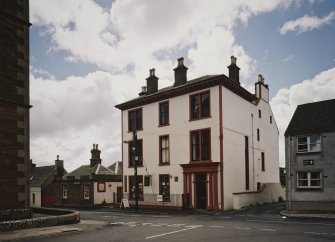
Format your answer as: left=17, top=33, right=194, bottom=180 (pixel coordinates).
left=93, top=181, right=122, bottom=205
left=118, top=57, right=280, bottom=210
left=30, top=186, right=41, bottom=207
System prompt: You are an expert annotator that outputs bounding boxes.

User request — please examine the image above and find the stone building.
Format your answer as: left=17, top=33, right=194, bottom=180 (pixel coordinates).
left=285, top=99, right=335, bottom=211
left=0, top=0, right=31, bottom=212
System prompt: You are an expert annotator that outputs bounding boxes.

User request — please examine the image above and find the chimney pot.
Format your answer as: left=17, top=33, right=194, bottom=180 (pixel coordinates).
left=146, top=68, right=159, bottom=94
left=174, top=57, right=188, bottom=87
left=227, top=56, right=240, bottom=85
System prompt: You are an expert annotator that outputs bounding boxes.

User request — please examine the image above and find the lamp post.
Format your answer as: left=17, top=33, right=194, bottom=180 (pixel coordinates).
left=132, top=130, right=139, bottom=212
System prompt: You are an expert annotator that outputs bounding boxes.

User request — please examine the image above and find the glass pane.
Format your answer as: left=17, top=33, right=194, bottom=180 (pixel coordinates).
left=298, top=180, right=308, bottom=187
left=201, top=92, right=210, bottom=117
left=310, top=180, right=321, bottom=187
left=129, top=111, right=135, bottom=131
left=298, top=172, right=308, bottom=180
left=201, top=129, right=210, bottom=160
left=191, top=131, right=200, bottom=161
left=298, top=137, right=307, bottom=144
left=191, top=95, right=199, bottom=119
left=297, top=144, right=308, bottom=152
left=136, top=109, right=142, bottom=129
left=309, top=144, right=320, bottom=152
left=310, top=135, right=320, bottom=144
left=311, top=172, right=320, bottom=179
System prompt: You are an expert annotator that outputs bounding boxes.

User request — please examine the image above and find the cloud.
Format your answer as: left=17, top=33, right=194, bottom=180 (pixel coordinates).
left=30, top=68, right=139, bottom=171
left=281, top=54, right=295, bottom=63
left=271, top=67, right=335, bottom=166
left=279, top=11, right=335, bottom=34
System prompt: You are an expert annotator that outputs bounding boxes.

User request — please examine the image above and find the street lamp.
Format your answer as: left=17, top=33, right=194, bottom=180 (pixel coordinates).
left=132, top=130, right=139, bottom=212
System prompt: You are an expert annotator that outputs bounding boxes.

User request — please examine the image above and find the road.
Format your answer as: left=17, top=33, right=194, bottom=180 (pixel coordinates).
left=28, top=203, right=335, bottom=242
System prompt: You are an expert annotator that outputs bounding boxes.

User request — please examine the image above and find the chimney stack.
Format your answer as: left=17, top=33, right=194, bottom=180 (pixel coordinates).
left=55, top=155, right=64, bottom=177
left=227, top=55, right=240, bottom=85
left=255, top=74, right=269, bottom=102
left=138, top=86, right=147, bottom=96
left=90, top=143, right=102, bottom=167
left=174, top=57, right=188, bottom=87
left=146, top=68, right=159, bottom=95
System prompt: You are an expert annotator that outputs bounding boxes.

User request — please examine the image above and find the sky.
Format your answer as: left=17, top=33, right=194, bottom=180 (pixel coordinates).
left=29, top=0, right=335, bottom=172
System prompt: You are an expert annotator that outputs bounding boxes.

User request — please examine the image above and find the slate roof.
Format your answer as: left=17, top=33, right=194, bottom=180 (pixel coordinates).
left=64, top=163, right=115, bottom=180
left=30, top=165, right=68, bottom=187
left=108, top=161, right=122, bottom=175
left=285, top=99, right=335, bottom=136
left=115, top=74, right=257, bottom=110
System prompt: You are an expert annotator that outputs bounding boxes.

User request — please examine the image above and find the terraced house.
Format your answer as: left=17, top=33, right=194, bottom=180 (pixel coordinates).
left=116, top=56, right=282, bottom=210
left=285, top=99, right=335, bottom=211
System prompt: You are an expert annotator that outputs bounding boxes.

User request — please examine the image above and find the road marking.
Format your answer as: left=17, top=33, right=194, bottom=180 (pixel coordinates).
left=220, top=216, right=232, bottom=219
left=150, top=224, right=162, bottom=227
left=209, top=225, right=224, bottom=228
left=259, top=229, right=276, bottom=232
left=304, top=232, right=321, bottom=235
left=145, top=227, right=198, bottom=240
left=167, top=224, right=185, bottom=227
left=235, top=227, right=250, bottom=230
left=247, top=219, right=335, bottom=226
left=141, top=223, right=153, bottom=226
left=186, top=225, right=203, bottom=228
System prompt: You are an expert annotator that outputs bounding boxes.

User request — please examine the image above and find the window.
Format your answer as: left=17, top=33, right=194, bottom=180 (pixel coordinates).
left=124, top=176, right=127, bottom=193
left=270, top=115, right=272, bottom=124
left=258, top=109, right=261, bottom=118
left=128, top=139, right=143, bottom=167
left=159, top=135, right=170, bottom=165
left=191, top=129, right=211, bottom=161
left=83, top=183, right=90, bottom=200
left=159, top=175, right=170, bottom=202
left=97, top=182, right=106, bottom=192
left=62, top=184, right=68, bottom=199
left=297, top=171, right=322, bottom=189
left=159, top=102, right=169, bottom=126
left=128, top=108, right=142, bottom=131
left=261, top=152, right=265, bottom=171
left=190, top=91, right=210, bottom=120
left=257, top=129, right=260, bottom=141
left=32, top=193, right=35, bottom=204
left=129, top=175, right=143, bottom=200
left=297, top=135, right=321, bottom=153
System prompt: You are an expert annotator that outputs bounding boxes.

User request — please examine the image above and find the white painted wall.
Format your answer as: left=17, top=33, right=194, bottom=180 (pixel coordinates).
left=30, top=187, right=41, bottom=207
left=121, top=83, right=279, bottom=210
left=93, top=181, right=122, bottom=205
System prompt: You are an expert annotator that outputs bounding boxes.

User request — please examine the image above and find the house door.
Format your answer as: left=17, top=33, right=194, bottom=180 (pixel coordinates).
left=117, top=187, right=122, bottom=203
left=196, top=173, right=207, bottom=209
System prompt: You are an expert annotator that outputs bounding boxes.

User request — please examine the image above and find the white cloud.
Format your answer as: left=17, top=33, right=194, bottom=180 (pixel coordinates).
left=279, top=11, right=335, bottom=34
left=281, top=54, right=295, bottom=63
left=30, top=0, right=301, bottom=170
left=271, top=67, right=335, bottom=167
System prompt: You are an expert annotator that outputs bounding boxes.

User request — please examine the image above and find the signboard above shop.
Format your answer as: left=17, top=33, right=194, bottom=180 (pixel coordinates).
left=303, top=160, right=315, bottom=165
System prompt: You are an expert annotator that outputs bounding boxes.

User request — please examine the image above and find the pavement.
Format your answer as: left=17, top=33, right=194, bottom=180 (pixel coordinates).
left=1, top=206, right=334, bottom=242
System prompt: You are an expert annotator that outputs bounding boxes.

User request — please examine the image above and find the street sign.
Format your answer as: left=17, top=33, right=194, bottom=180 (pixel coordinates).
left=303, top=160, right=314, bottom=165
left=120, top=199, right=130, bottom=208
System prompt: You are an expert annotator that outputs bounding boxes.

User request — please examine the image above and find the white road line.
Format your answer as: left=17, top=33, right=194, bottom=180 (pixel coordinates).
left=145, top=227, right=198, bottom=240
left=220, top=216, right=232, bottom=219
left=247, top=219, right=335, bottom=226
left=141, top=223, right=153, bottom=226
left=235, top=227, right=250, bottom=230
left=150, top=224, right=162, bottom=227
left=209, top=225, right=224, bottom=228
left=167, top=224, right=185, bottom=227
left=186, top=225, right=203, bottom=228
left=304, top=232, right=321, bottom=235
left=259, top=229, right=276, bottom=232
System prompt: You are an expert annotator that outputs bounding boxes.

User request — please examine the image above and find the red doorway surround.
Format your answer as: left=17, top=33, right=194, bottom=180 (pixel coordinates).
left=180, top=162, right=219, bottom=210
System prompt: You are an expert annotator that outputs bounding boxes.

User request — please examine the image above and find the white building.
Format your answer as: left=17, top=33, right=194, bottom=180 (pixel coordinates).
left=115, top=56, right=281, bottom=210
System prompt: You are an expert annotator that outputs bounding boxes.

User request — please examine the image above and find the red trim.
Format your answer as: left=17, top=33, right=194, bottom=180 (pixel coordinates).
left=97, top=181, right=106, bottom=192
left=209, top=172, right=213, bottom=209
left=159, top=135, right=170, bottom=165
left=189, top=90, right=211, bottom=121
left=213, top=172, right=218, bottom=210
left=158, top=101, right=169, bottom=126
left=188, top=174, right=192, bottom=206
left=193, top=175, right=197, bottom=208
left=189, top=128, right=211, bottom=162
left=128, top=107, right=143, bottom=131
left=219, top=84, right=224, bottom=210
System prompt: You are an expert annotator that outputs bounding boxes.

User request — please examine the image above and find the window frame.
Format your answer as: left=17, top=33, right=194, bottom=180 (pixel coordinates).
left=297, top=135, right=321, bottom=153
left=62, top=184, right=68, bottom=199
left=83, top=183, right=90, bottom=200
left=129, top=175, right=144, bottom=200
left=159, top=174, right=170, bottom=202
left=190, top=128, right=211, bottom=162
left=296, top=171, right=322, bottom=190
left=257, top=128, right=260, bottom=141
left=189, top=91, right=211, bottom=120
left=159, top=135, right=170, bottom=165
left=159, top=101, right=169, bottom=126
left=128, top=108, right=143, bottom=131
left=128, top=139, right=143, bottom=167
left=261, top=152, right=265, bottom=171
